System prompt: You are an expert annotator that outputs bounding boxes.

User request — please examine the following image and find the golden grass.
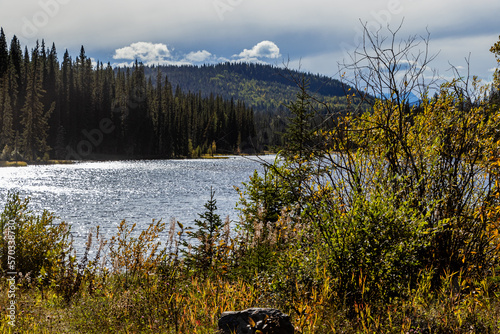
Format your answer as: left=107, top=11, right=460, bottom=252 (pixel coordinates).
left=0, top=160, right=28, bottom=167
left=1, top=268, right=499, bottom=333
left=200, top=154, right=230, bottom=159
left=46, top=160, right=75, bottom=165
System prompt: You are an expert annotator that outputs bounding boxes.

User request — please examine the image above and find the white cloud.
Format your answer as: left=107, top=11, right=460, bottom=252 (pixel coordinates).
left=111, top=40, right=282, bottom=67
left=112, top=42, right=216, bottom=67
left=113, top=42, right=172, bottom=65
left=234, top=41, right=280, bottom=61
left=90, top=57, right=98, bottom=69
left=216, top=56, right=231, bottom=63
left=112, top=61, right=135, bottom=68
left=185, top=50, right=212, bottom=62
left=112, top=43, right=217, bottom=67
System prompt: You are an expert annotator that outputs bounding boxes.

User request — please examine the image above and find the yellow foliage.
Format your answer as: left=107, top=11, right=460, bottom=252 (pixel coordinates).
left=108, top=219, right=167, bottom=275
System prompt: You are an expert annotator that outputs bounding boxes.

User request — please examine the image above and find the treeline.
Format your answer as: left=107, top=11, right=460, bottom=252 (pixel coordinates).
left=0, top=29, right=259, bottom=161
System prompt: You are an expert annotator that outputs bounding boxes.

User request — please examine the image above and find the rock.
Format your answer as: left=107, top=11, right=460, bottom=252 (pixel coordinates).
left=218, top=308, right=294, bottom=334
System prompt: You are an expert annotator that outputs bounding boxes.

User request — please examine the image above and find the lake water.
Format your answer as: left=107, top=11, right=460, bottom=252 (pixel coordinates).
left=0, top=155, right=276, bottom=253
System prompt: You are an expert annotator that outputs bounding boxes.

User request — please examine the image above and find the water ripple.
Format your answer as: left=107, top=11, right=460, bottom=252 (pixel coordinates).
left=0, top=156, right=275, bottom=254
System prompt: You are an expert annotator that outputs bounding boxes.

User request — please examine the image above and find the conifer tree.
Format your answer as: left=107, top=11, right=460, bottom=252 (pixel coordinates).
left=9, top=36, right=23, bottom=130
left=20, top=42, right=54, bottom=161
left=60, top=49, right=73, bottom=138
left=184, top=188, right=224, bottom=274
left=0, top=28, right=9, bottom=79
left=0, top=63, right=17, bottom=153
left=9, top=36, right=23, bottom=84
left=46, top=43, right=60, bottom=144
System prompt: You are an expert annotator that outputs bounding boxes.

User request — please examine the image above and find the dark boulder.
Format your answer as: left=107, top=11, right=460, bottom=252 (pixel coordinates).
left=218, top=308, right=294, bottom=334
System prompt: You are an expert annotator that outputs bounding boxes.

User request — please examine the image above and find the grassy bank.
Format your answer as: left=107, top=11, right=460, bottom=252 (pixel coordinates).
left=200, top=154, right=230, bottom=159
left=0, top=160, right=75, bottom=167
left=0, top=161, right=28, bottom=167
left=1, top=268, right=499, bottom=333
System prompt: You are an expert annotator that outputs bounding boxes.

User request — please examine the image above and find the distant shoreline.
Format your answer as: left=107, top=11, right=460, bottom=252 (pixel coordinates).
left=0, top=160, right=74, bottom=167
left=0, top=153, right=276, bottom=167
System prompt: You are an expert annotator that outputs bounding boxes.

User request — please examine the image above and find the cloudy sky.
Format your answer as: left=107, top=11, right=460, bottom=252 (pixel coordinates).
left=0, top=0, right=498, bottom=82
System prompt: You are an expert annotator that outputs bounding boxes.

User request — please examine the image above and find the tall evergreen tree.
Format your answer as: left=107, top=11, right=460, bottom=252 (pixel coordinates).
left=0, top=28, right=9, bottom=79
left=60, top=49, right=73, bottom=138
left=46, top=43, right=60, bottom=144
left=0, top=79, right=15, bottom=154
left=20, top=42, right=54, bottom=161
left=0, top=62, right=18, bottom=155
left=9, top=36, right=23, bottom=131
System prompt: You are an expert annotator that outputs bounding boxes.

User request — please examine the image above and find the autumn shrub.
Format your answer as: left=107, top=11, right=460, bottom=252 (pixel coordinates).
left=233, top=35, right=500, bottom=326
left=0, top=192, right=72, bottom=285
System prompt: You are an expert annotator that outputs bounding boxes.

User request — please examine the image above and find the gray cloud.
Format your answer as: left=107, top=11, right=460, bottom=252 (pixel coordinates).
left=0, top=0, right=498, bottom=80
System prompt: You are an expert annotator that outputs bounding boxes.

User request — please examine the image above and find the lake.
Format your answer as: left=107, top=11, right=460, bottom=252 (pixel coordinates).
left=0, top=155, right=276, bottom=253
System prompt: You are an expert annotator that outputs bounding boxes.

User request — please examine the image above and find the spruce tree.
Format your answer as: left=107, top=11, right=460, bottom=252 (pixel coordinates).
left=185, top=188, right=223, bottom=274
left=283, top=78, right=316, bottom=161
left=61, top=49, right=73, bottom=138
left=0, top=28, right=9, bottom=79
left=9, top=36, right=23, bottom=84
left=46, top=43, right=60, bottom=145
left=9, top=36, right=23, bottom=130
left=1, top=82, right=15, bottom=155
left=0, top=63, right=17, bottom=153
left=20, top=42, right=54, bottom=161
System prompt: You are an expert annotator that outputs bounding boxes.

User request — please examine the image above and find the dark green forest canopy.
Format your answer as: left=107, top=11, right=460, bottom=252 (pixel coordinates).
left=0, top=31, right=351, bottom=161
left=139, top=62, right=349, bottom=113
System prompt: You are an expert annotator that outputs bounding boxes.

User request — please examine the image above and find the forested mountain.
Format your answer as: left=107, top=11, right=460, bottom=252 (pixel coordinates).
left=141, top=62, right=349, bottom=114
left=0, top=29, right=350, bottom=161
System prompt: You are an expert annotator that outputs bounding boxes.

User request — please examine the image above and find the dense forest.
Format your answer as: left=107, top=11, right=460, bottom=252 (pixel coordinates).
left=0, top=30, right=263, bottom=161
left=0, top=29, right=354, bottom=161
left=141, top=62, right=349, bottom=113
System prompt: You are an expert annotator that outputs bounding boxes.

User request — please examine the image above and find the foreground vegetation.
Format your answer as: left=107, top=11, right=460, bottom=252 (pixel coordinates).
left=1, top=27, right=500, bottom=333
left=0, top=189, right=498, bottom=333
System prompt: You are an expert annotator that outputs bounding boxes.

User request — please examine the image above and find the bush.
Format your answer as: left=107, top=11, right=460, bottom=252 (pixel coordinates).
left=235, top=25, right=500, bottom=309
left=0, top=192, right=72, bottom=285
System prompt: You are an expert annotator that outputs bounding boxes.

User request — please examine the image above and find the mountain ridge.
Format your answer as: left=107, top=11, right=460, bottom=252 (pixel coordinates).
left=133, top=62, right=350, bottom=114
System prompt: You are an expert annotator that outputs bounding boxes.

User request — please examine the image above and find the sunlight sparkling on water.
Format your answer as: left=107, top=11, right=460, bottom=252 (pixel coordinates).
left=0, top=156, right=276, bottom=253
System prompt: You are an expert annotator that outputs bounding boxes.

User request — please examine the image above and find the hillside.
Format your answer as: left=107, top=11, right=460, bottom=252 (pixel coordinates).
left=140, top=62, right=351, bottom=114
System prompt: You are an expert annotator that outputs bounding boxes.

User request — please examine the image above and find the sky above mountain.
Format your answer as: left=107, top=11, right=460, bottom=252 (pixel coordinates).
left=1, top=0, right=498, bottom=83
